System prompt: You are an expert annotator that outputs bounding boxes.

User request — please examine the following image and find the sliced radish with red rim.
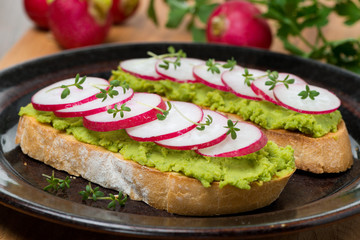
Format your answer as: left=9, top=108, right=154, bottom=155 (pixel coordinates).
left=83, top=92, right=166, bottom=131
left=193, top=61, right=237, bottom=91
left=273, top=83, right=341, bottom=114
left=155, top=110, right=229, bottom=150
left=126, top=101, right=204, bottom=142
left=155, top=57, right=204, bottom=83
left=196, top=121, right=268, bottom=157
left=31, top=77, right=109, bottom=111
left=54, top=87, right=134, bottom=117
left=222, top=68, right=264, bottom=101
left=251, top=72, right=307, bottom=104
left=120, top=58, right=162, bottom=81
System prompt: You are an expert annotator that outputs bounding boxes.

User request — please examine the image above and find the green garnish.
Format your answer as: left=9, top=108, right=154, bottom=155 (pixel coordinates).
left=224, top=120, right=240, bottom=140
left=107, top=103, right=131, bottom=118
left=242, top=68, right=255, bottom=87
left=148, top=46, right=187, bottom=70
left=47, top=73, right=87, bottom=99
left=42, top=171, right=71, bottom=192
left=156, top=101, right=172, bottom=120
left=298, top=85, right=320, bottom=100
left=206, top=57, right=237, bottom=74
left=265, top=71, right=295, bottom=90
left=206, top=58, right=221, bottom=74
left=96, top=79, right=129, bottom=102
left=196, top=115, right=213, bottom=131
left=79, top=182, right=127, bottom=209
left=222, top=57, right=237, bottom=71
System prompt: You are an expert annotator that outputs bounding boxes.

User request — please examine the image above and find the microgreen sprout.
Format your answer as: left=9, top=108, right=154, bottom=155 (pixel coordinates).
left=156, top=101, right=172, bottom=120
left=265, top=71, right=295, bottom=90
left=196, top=115, right=213, bottom=131
left=47, top=73, right=87, bottom=99
left=107, top=103, right=131, bottom=118
left=242, top=68, right=255, bottom=87
left=96, top=79, right=129, bottom=102
left=206, top=57, right=237, bottom=74
left=298, top=85, right=320, bottom=100
left=222, top=57, right=237, bottom=71
left=42, top=171, right=71, bottom=192
left=148, top=46, right=187, bottom=70
left=79, top=182, right=127, bottom=209
left=171, top=103, right=213, bottom=130
left=224, top=120, right=240, bottom=140
left=206, top=59, right=221, bottom=74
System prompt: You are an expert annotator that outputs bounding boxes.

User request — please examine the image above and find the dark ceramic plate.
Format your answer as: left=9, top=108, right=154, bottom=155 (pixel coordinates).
left=0, top=43, right=359, bottom=239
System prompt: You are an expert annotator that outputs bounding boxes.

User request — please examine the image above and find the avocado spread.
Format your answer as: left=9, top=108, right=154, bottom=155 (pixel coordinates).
left=19, top=104, right=295, bottom=190
left=112, top=69, right=342, bottom=138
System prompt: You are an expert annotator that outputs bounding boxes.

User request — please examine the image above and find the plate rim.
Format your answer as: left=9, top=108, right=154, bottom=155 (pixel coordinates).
left=0, top=42, right=359, bottom=238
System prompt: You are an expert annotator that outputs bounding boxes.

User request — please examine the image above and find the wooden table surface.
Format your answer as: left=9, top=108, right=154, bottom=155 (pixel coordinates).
left=1, top=1, right=360, bottom=239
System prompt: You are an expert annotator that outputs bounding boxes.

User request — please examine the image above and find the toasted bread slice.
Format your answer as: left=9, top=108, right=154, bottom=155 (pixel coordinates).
left=263, top=120, right=353, bottom=173
left=16, top=115, right=294, bottom=216
left=225, top=111, right=353, bottom=174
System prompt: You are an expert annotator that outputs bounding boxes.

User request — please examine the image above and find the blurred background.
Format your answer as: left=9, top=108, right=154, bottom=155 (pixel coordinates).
left=0, top=2, right=31, bottom=58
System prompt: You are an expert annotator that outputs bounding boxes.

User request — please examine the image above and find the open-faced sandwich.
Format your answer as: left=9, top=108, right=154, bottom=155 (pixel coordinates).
left=16, top=71, right=295, bottom=216
left=112, top=47, right=353, bottom=174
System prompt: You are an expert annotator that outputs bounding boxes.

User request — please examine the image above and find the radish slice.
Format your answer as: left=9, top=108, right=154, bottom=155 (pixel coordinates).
left=251, top=72, right=307, bottom=104
left=221, top=68, right=264, bottom=101
left=54, top=87, right=134, bottom=118
left=31, top=77, right=110, bottom=111
left=155, top=110, right=229, bottom=150
left=126, top=101, right=204, bottom=142
left=155, top=57, right=204, bottom=83
left=193, top=61, right=237, bottom=91
left=120, top=58, right=162, bottom=81
left=83, top=93, right=166, bottom=131
left=197, top=121, right=268, bottom=158
left=273, top=83, right=341, bottom=114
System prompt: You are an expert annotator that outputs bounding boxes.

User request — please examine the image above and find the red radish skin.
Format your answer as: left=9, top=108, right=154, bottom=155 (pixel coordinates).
left=155, top=58, right=204, bottom=83
left=120, top=58, right=163, bottom=81
left=273, top=84, right=341, bottom=114
left=23, top=0, right=50, bottom=29
left=251, top=72, right=307, bottom=104
left=126, top=101, right=204, bottom=142
left=111, top=0, right=139, bottom=24
left=54, top=87, right=134, bottom=117
left=206, top=0, right=272, bottom=49
left=221, top=68, right=263, bottom=101
left=31, top=77, right=110, bottom=111
left=155, top=110, right=229, bottom=150
left=48, top=0, right=112, bottom=49
left=193, top=62, right=234, bottom=91
left=197, top=121, right=268, bottom=158
left=83, top=93, right=166, bottom=132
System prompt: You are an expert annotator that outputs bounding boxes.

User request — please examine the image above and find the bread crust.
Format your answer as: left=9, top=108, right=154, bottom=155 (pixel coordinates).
left=263, top=120, right=353, bottom=173
left=16, top=115, right=293, bottom=216
left=224, top=111, right=353, bottom=174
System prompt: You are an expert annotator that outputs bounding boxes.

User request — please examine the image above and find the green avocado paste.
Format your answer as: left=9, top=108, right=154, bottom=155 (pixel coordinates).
left=19, top=104, right=295, bottom=190
left=112, top=69, right=342, bottom=138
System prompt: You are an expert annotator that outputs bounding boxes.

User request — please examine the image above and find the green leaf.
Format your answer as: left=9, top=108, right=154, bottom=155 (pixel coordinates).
left=191, top=26, right=206, bottom=42
left=61, top=88, right=70, bottom=99
left=197, top=3, right=218, bottom=24
left=147, top=0, right=158, bottom=26
left=165, top=0, right=190, bottom=28
left=335, top=1, right=360, bottom=25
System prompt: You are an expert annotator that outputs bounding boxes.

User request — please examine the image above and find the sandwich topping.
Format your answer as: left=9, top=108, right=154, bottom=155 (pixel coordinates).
left=18, top=72, right=295, bottom=190
left=112, top=47, right=342, bottom=138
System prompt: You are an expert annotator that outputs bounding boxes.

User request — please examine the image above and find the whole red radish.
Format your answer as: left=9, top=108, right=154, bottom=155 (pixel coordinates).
left=23, top=0, right=51, bottom=29
left=48, top=0, right=113, bottom=49
left=111, top=0, right=139, bottom=24
left=206, top=0, right=272, bottom=49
